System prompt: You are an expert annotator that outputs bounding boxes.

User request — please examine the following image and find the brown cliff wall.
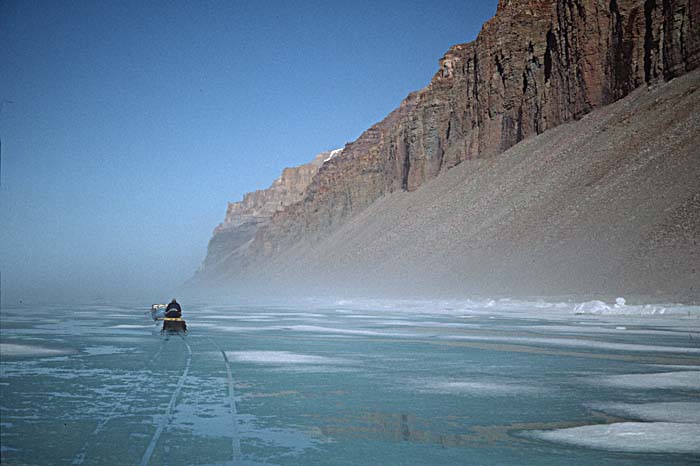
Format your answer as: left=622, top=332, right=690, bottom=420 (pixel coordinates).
left=198, top=0, right=700, bottom=286
left=250, top=0, right=699, bottom=259
left=196, top=149, right=342, bottom=277
left=217, top=150, right=335, bottom=231
left=260, top=70, right=700, bottom=301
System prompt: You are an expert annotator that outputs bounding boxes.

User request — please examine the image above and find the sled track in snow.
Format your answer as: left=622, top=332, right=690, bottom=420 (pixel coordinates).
left=71, top=337, right=167, bottom=465
left=206, top=336, right=243, bottom=466
left=139, top=335, right=192, bottom=466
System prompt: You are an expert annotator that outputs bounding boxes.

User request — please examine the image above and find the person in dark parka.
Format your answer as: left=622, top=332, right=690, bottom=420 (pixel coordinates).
left=165, top=298, right=182, bottom=318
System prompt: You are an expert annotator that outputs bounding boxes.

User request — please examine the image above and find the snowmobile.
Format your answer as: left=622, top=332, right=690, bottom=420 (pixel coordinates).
left=151, top=303, right=187, bottom=334
left=161, top=316, right=187, bottom=334
left=159, top=306, right=188, bottom=334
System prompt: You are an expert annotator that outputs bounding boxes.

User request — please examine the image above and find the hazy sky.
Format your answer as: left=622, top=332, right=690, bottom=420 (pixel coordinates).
left=1, top=0, right=497, bottom=304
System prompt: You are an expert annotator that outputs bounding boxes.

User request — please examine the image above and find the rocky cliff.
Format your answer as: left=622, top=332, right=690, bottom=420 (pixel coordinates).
left=194, top=0, right=700, bottom=299
left=196, top=149, right=342, bottom=278
left=249, top=0, right=699, bottom=256
left=257, top=69, right=700, bottom=301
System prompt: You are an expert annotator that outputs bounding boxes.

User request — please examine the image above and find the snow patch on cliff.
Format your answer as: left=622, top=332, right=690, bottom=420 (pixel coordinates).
left=323, top=148, right=343, bottom=163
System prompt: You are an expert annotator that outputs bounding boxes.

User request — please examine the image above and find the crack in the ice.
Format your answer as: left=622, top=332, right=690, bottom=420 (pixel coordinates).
left=70, top=338, right=166, bottom=465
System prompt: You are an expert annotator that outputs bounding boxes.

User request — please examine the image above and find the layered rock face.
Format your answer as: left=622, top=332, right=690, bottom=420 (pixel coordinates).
left=217, top=150, right=339, bottom=231
left=250, top=0, right=699, bottom=258
left=196, top=149, right=341, bottom=278
left=196, top=0, right=700, bottom=298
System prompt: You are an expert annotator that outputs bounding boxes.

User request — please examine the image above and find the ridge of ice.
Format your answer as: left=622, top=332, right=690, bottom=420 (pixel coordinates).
left=320, top=297, right=699, bottom=318
left=443, top=334, right=700, bottom=353
left=574, top=299, right=668, bottom=315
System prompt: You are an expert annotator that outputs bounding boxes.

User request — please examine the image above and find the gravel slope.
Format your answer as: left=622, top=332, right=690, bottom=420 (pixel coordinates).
left=244, top=70, right=700, bottom=302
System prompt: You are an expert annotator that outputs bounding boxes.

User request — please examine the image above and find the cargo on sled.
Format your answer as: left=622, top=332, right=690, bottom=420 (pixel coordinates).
left=161, top=316, right=188, bottom=334
left=151, top=304, right=167, bottom=321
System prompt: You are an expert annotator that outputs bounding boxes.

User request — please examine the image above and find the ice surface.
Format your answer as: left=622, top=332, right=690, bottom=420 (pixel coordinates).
left=215, top=325, right=285, bottom=332
left=3, top=300, right=700, bottom=465
left=521, top=324, right=689, bottom=336
left=256, top=312, right=326, bottom=318
left=83, top=345, right=136, bottom=356
left=530, top=422, right=700, bottom=454
left=198, top=315, right=275, bottom=320
left=237, top=414, right=322, bottom=456
left=596, top=371, right=700, bottom=389
left=370, top=320, right=478, bottom=328
left=109, top=324, right=156, bottom=329
left=281, top=325, right=420, bottom=337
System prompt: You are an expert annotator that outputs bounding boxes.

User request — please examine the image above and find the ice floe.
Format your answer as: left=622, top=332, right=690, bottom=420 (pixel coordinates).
left=443, top=334, right=700, bottom=353
left=590, top=402, right=700, bottom=423
left=573, top=300, right=671, bottom=315
left=417, top=380, right=541, bottom=396
left=595, top=371, right=700, bottom=389
left=226, top=351, right=348, bottom=365
left=0, top=343, right=72, bottom=357
left=530, top=422, right=700, bottom=454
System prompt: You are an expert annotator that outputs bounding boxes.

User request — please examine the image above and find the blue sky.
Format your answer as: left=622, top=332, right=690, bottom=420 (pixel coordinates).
left=1, top=0, right=497, bottom=303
